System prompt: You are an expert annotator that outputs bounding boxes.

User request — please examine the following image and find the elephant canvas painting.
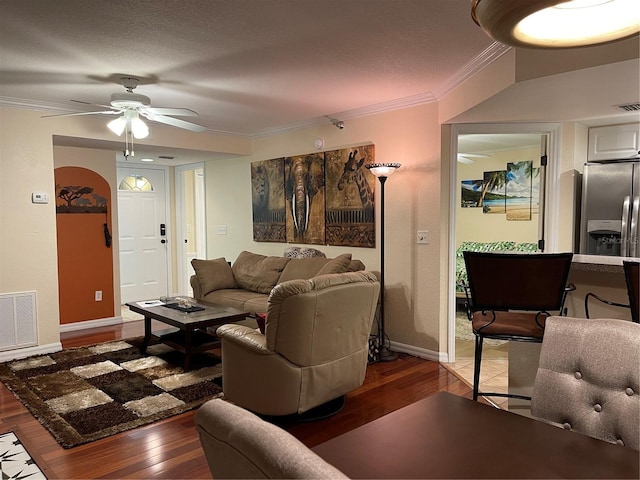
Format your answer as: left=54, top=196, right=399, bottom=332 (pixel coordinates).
left=284, top=154, right=325, bottom=244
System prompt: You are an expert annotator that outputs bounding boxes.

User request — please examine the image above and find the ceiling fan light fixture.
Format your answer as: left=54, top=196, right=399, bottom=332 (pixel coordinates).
left=130, top=116, right=149, bottom=139
left=107, top=116, right=127, bottom=136
left=472, top=0, right=640, bottom=48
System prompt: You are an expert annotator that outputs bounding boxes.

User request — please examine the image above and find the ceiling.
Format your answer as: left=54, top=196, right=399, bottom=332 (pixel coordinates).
left=0, top=0, right=494, bottom=136
left=1, top=1, right=637, bottom=166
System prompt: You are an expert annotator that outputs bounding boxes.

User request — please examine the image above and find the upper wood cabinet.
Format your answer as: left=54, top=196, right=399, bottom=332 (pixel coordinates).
left=588, top=123, right=640, bottom=162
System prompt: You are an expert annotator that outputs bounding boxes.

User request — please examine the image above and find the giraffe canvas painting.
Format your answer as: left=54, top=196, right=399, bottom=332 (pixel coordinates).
left=325, top=145, right=376, bottom=247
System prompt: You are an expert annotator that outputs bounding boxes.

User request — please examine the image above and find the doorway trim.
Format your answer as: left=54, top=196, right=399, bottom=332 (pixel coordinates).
left=447, top=123, right=562, bottom=362
left=175, top=163, right=207, bottom=295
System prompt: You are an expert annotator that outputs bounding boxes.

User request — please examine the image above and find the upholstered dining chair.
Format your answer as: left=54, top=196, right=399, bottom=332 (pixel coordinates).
left=531, top=316, right=640, bottom=450
left=462, top=251, right=574, bottom=401
left=585, top=260, right=639, bottom=322
left=216, top=271, right=380, bottom=417
left=195, top=398, right=348, bottom=479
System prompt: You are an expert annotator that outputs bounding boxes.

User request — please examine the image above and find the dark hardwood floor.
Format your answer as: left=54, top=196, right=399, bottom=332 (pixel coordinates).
left=0, top=320, right=474, bottom=479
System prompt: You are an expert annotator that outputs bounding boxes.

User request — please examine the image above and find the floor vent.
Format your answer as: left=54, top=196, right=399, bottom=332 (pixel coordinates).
left=615, top=102, right=640, bottom=112
left=0, top=291, right=37, bottom=351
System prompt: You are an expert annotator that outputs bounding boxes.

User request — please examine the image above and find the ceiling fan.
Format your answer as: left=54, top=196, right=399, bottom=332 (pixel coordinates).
left=457, top=153, right=491, bottom=164
left=43, top=76, right=206, bottom=135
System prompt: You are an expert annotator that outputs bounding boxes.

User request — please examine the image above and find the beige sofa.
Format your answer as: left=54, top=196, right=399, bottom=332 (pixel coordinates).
left=216, top=271, right=380, bottom=416
left=190, top=250, right=365, bottom=314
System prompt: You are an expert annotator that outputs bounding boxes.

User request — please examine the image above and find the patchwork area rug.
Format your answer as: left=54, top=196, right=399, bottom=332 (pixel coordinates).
left=0, top=338, right=223, bottom=449
left=0, top=431, right=47, bottom=479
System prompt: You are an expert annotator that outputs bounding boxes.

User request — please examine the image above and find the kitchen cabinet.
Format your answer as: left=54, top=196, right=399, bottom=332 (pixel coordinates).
left=587, top=123, right=640, bottom=162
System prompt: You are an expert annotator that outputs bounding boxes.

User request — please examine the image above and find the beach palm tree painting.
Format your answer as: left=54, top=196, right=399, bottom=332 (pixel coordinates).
left=506, top=161, right=534, bottom=221
left=481, top=170, right=507, bottom=214
left=461, top=179, right=483, bottom=207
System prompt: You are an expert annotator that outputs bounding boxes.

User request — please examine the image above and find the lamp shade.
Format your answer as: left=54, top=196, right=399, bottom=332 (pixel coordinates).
left=365, top=163, right=401, bottom=178
left=107, top=116, right=127, bottom=136
left=130, top=116, right=149, bottom=139
left=472, top=0, right=640, bottom=48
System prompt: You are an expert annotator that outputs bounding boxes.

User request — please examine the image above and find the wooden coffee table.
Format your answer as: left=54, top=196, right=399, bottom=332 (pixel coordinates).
left=126, top=299, right=249, bottom=371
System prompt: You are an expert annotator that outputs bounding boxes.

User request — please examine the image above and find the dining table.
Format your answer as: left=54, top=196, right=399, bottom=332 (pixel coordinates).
left=312, top=391, right=639, bottom=479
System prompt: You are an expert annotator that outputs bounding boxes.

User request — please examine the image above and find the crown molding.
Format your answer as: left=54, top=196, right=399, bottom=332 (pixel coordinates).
left=252, top=42, right=511, bottom=137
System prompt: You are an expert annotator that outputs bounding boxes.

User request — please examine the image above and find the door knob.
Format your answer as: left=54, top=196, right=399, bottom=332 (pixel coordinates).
left=161, top=239, right=166, bottom=244
left=184, top=239, right=188, bottom=243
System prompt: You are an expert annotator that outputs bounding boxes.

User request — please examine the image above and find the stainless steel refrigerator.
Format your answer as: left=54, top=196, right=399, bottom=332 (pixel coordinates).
left=579, top=161, right=640, bottom=257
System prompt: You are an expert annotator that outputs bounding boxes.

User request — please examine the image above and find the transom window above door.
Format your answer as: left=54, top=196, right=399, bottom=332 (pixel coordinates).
left=118, top=175, right=154, bottom=192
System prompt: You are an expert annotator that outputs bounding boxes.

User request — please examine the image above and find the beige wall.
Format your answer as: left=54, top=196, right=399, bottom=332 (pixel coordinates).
left=205, top=103, right=444, bottom=353
left=1, top=108, right=60, bottom=348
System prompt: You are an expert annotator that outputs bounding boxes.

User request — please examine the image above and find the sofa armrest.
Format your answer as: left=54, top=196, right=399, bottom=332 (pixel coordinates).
left=190, top=275, right=203, bottom=299
left=216, top=324, right=271, bottom=354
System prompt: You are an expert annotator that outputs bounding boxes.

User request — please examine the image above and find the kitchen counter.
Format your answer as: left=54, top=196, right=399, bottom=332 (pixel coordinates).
left=572, top=254, right=639, bottom=273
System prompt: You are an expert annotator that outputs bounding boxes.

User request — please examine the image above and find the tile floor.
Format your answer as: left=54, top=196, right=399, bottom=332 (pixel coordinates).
left=446, top=337, right=509, bottom=409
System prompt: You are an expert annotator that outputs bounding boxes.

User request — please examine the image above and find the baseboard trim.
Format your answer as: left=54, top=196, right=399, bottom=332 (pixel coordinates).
left=390, top=341, right=449, bottom=363
left=0, top=342, right=63, bottom=362
left=59, top=316, right=123, bottom=333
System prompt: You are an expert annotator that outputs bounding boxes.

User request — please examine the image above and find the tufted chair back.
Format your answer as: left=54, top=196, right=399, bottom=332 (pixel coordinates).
left=531, top=316, right=640, bottom=450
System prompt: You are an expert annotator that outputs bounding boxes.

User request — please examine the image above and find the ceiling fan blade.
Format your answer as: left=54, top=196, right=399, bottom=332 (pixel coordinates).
left=142, top=113, right=206, bottom=132
left=70, top=99, right=114, bottom=109
left=144, top=107, right=198, bottom=117
left=41, top=110, right=120, bottom=118
left=457, top=155, right=476, bottom=165
left=459, top=153, right=491, bottom=158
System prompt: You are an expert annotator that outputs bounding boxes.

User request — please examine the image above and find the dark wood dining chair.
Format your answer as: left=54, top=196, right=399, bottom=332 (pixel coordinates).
left=462, top=251, right=574, bottom=401
left=584, top=261, right=639, bottom=323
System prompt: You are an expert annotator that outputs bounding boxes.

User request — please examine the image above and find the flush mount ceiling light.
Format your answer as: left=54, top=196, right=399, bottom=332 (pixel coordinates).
left=471, top=0, right=640, bottom=48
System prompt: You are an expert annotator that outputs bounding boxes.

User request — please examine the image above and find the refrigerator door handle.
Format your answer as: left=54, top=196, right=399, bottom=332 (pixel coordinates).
left=631, top=196, right=640, bottom=258
left=622, top=196, right=631, bottom=256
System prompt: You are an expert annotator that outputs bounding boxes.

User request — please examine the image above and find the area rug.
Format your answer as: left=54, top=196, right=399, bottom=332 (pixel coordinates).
left=456, top=312, right=505, bottom=346
left=0, top=431, right=47, bottom=479
left=0, top=338, right=223, bottom=449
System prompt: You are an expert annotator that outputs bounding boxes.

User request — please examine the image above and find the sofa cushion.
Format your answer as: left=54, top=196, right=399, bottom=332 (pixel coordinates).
left=232, top=251, right=290, bottom=294
left=192, top=258, right=237, bottom=296
left=278, top=258, right=332, bottom=283
left=202, top=289, right=267, bottom=313
left=316, top=253, right=352, bottom=275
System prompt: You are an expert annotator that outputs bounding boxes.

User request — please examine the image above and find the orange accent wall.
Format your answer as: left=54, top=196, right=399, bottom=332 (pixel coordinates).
left=55, top=167, right=114, bottom=323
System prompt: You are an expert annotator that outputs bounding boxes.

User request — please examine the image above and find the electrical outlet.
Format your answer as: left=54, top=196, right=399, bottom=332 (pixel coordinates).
left=95, top=290, right=102, bottom=301
left=417, top=230, right=429, bottom=244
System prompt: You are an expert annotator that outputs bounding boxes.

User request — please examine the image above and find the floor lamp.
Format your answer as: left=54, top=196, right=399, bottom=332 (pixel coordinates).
left=365, top=162, right=401, bottom=362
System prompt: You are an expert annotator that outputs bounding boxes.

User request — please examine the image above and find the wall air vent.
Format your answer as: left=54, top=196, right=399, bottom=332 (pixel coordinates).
left=159, top=155, right=175, bottom=160
left=615, top=103, right=640, bottom=112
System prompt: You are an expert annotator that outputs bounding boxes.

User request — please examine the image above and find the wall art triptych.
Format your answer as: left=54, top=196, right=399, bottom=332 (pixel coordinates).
left=461, top=160, right=540, bottom=221
left=251, top=144, right=376, bottom=248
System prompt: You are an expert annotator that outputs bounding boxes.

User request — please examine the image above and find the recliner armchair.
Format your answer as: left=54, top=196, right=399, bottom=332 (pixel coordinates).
left=216, top=271, right=380, bottom=416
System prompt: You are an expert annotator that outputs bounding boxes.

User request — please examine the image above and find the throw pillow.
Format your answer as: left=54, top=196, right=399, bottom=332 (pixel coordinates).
left=191, top=258, right=237, bottom=297
left=316, top=253, right=352, bottom=275
left=232, top=251, right=291, bottom=294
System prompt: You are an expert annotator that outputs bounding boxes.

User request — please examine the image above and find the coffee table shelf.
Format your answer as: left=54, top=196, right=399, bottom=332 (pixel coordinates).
left=126, top=299, right=249, bottom=371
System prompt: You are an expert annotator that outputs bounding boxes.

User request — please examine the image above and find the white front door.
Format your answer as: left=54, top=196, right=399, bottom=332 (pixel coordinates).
left=117, top=166, right=169, bottom=303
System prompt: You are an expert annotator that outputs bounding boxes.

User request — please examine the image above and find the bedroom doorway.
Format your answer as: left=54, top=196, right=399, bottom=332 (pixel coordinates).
left=448, top=124, right=556, bottom=408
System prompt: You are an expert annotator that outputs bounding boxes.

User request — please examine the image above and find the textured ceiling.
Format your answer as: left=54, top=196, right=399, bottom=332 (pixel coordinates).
left=0, top=0, right=495, bottom=137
